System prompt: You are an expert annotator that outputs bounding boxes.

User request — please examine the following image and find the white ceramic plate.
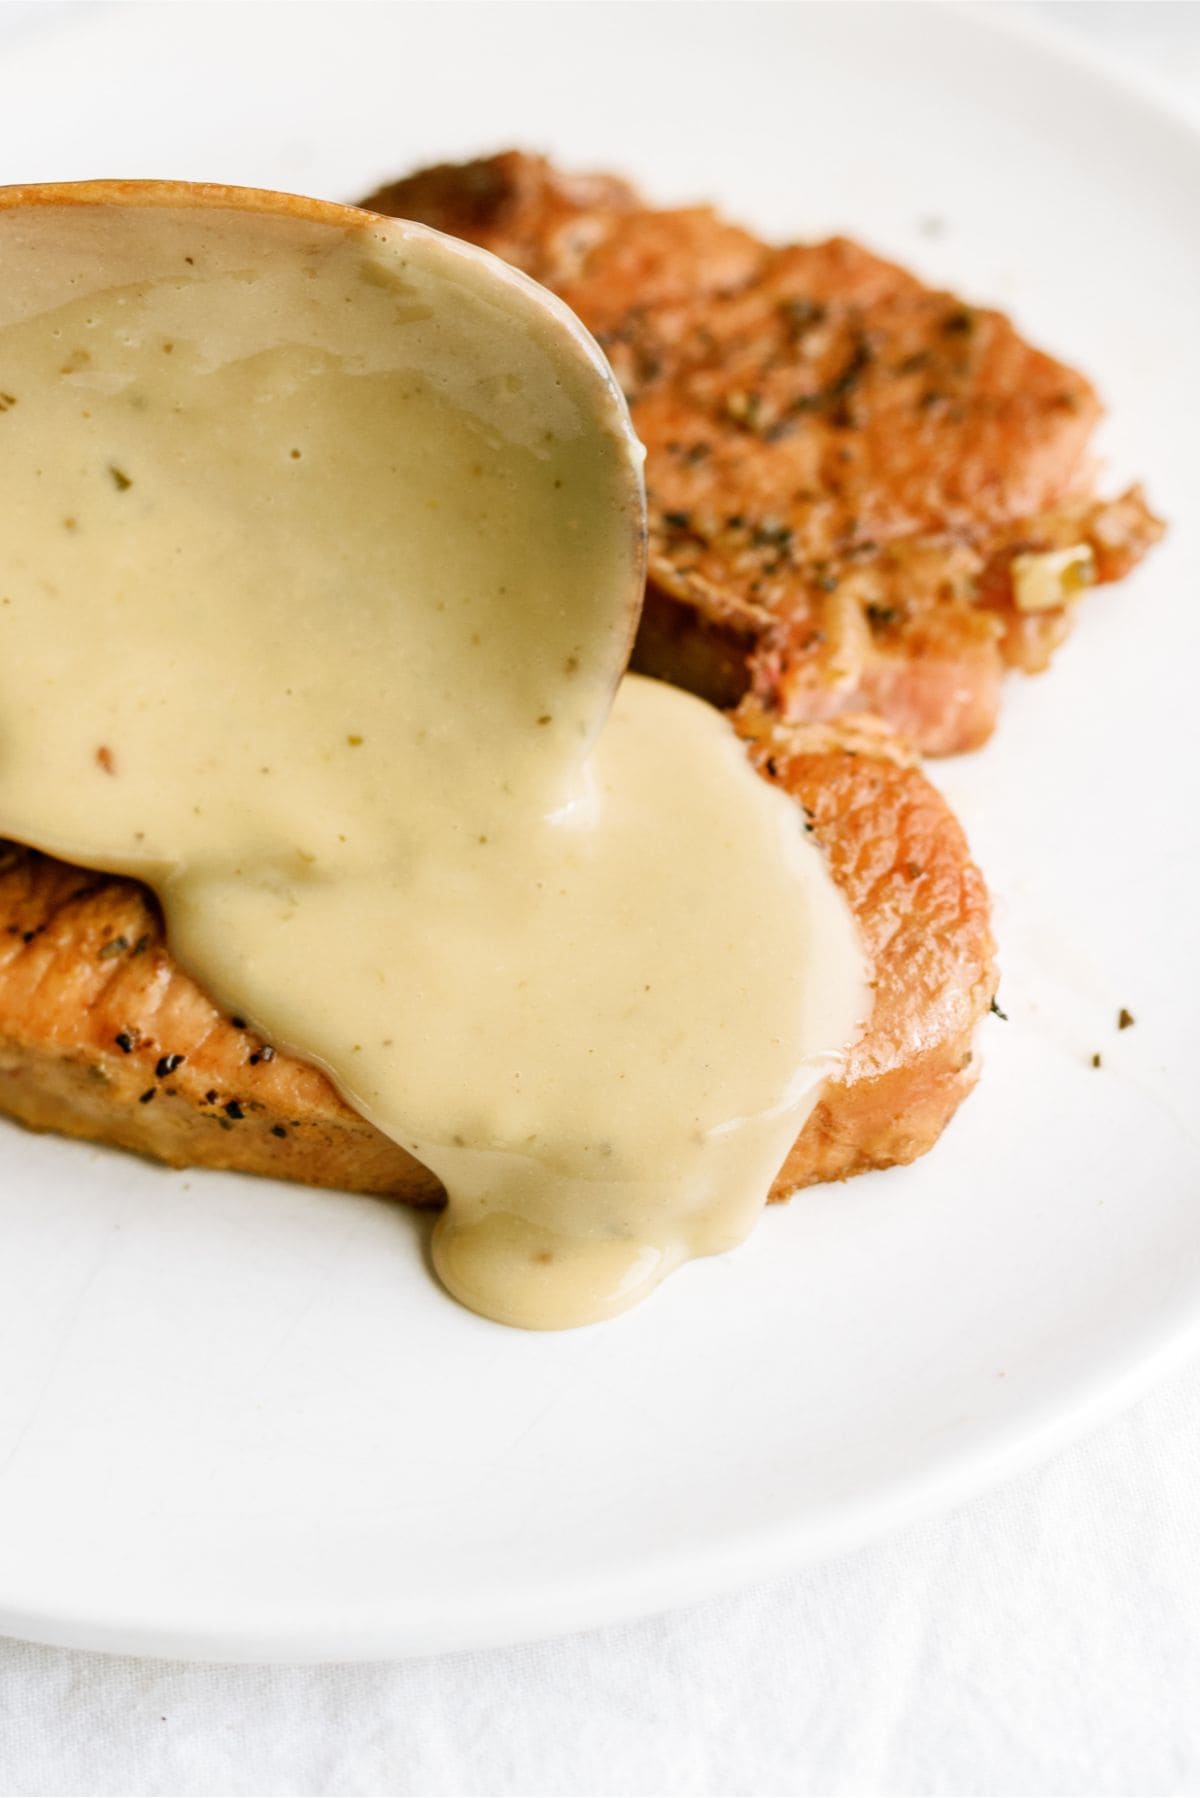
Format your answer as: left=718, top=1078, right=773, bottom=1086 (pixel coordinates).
left=0, top=2, right=1196, bottom=1661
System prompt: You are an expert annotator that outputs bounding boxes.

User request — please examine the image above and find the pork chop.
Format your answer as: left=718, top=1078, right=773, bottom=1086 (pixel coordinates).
left=0, top=714, right=995, bottom=1198
left=362, top=152, right=1163, bottom=753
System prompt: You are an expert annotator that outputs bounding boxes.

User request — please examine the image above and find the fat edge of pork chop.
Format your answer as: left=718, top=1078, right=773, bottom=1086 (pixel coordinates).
left=0, top=717, right=996, bottom=1199
left=361, top=152, right=1163, bottom=754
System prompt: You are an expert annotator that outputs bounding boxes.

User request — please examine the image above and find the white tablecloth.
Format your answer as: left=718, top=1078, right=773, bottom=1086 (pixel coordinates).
left=1, top=5, right=1198, bottom=1794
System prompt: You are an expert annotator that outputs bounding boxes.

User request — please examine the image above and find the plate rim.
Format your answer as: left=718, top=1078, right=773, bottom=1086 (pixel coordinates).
left=1, top=1306, right=1198, bottom=1663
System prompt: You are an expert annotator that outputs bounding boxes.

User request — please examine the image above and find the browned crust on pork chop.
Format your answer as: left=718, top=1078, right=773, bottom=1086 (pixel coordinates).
left=0, top=719, right=995, bottom=1197
left=0, top=844, right=439, bottom=1201
left=362, top=152, right=1163, bottom=753
left=735, top=706, right=996, bottom=1188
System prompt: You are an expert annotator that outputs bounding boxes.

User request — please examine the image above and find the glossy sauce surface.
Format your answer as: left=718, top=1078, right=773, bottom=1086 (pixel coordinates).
left=0, top=187, right=867, bottom=1328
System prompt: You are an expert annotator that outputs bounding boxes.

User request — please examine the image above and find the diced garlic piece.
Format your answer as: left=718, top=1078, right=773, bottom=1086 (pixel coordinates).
left=1011, top=543, right=1096, bottom=613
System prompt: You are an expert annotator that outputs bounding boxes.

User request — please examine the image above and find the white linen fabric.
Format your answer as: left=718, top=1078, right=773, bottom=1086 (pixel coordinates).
left=0, top=1358, right=1198, bottom=1798
left=1, top=5, right=1198, bottom=1796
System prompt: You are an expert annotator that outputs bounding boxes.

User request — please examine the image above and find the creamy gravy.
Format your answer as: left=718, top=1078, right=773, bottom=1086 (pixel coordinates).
left=0, top=185, right=867, bottom=1328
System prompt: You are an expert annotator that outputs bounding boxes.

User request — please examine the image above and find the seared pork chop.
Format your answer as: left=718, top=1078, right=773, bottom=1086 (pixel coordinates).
left=362, top=152, right=1162, bottom=753
left=0, top=715, right=995, bottom=1196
